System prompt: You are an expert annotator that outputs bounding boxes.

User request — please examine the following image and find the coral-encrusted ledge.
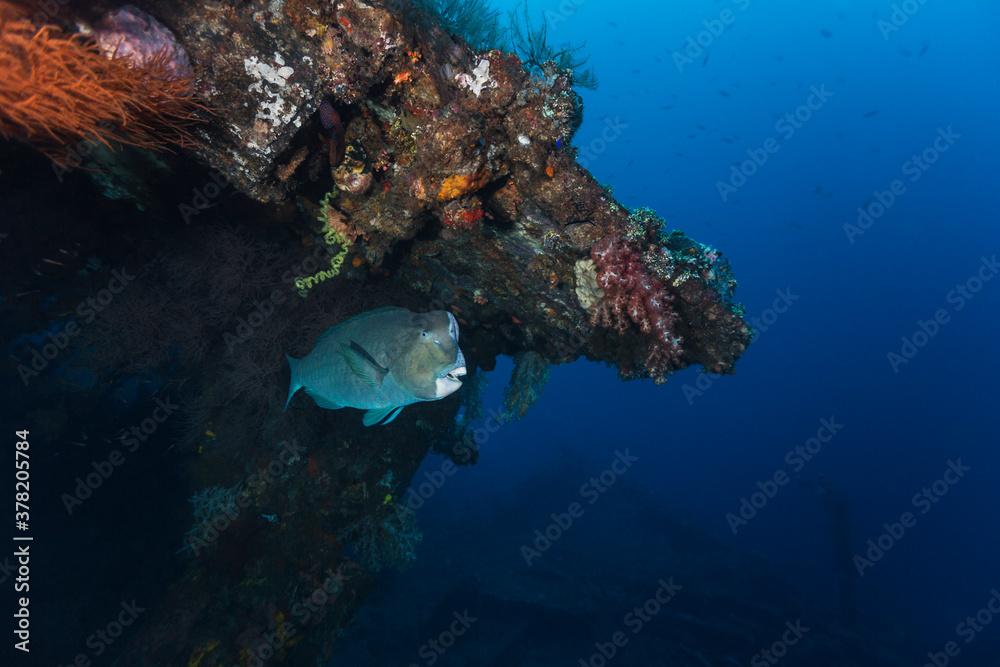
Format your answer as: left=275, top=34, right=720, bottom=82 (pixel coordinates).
left=128, top=0, right=750, bottom=383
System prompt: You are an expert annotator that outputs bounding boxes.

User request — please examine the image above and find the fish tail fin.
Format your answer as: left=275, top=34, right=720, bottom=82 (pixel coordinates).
left=285, top=354, right=302, bottom=410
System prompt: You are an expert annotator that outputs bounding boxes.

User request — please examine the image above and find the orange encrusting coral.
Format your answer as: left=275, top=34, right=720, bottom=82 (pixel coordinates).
left=0, top=1, right=204, bottom=162
left=437, top=172, right=488, bottom=201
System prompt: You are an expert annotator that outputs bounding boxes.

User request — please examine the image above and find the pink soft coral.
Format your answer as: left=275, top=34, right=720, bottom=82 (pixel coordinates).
left=591, top=235, right=683, bottom=382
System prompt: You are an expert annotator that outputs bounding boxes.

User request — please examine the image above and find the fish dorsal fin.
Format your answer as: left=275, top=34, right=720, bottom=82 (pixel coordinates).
left=363, top=405, right=404, bottom=427
left=340, top=341, right=388, bottom=388
left=330, top=306, right=407, bottom=329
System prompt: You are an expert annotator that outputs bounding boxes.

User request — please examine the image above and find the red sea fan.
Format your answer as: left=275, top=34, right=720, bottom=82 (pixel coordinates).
left=0, top=1, right=204, bottom=163
left=591, top=235, right=684, bottom=382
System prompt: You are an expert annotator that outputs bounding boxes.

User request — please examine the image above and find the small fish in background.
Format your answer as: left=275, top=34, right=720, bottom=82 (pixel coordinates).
left=863, top=110, right=880, bottom=118
left=917, top=41, right=930, bottom=57
left=718, top=89, right=731, bottom=98
left=820, top=28, right=833, bottom=38
left=702, top=53, right=710, bottom=67
left=286, top=307, right=467, bottom=426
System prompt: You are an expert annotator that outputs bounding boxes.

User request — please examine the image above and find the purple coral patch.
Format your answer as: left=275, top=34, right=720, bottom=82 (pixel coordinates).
left=94, top=4, right=192, bottom=79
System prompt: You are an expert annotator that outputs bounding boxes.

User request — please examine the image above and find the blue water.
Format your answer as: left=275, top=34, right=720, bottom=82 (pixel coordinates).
left=336, top=0, right=1000, bottom=663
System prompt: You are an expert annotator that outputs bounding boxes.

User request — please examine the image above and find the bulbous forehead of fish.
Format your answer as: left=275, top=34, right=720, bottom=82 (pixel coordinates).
left=399, top=338, right=463, bottom=399
left=411, top=311, right=459, bottom=343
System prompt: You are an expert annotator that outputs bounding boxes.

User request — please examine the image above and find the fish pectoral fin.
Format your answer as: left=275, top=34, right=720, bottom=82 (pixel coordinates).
left=340, top=341, right=388, bottom=388
left=363, top=406, right=404, bottom=427
left=382, top=406, right=404, bottom=425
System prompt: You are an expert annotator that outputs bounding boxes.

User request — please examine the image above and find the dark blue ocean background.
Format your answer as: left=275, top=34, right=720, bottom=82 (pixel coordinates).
left=332, top=0, right=1000, bottom=664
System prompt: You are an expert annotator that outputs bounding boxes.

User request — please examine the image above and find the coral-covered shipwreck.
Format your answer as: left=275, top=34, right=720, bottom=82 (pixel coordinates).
left=0, top=1, right=905, bottom=665
left=96, top=0, right=746, bottom=381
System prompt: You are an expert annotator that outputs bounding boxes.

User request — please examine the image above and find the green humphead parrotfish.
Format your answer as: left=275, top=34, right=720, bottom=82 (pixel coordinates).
left=285, top=307, right=467, bottom=426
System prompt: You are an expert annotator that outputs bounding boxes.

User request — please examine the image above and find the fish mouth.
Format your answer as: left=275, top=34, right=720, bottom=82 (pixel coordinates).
left=437, top=349, right=466, bottom=395
left=444, top=348, right=467, bottom=384
left=445, top=366, right=466, bottom=384
left=435, top=362, right=466, bottom=398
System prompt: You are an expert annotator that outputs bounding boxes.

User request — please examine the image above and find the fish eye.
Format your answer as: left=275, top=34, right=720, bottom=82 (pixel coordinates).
left=420, top=330, right=429, bottom=338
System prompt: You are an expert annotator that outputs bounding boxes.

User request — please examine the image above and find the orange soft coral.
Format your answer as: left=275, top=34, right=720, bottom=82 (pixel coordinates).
left=0, top=1, right=204, bottom=162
